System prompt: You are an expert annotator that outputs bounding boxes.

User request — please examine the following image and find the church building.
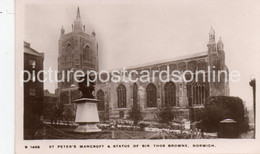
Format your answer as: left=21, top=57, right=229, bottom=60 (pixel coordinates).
left=58, top=8, right=229, bottom=122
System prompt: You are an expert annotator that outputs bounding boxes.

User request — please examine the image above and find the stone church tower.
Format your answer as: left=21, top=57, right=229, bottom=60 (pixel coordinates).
left=58, top=7, right=99, bottom=103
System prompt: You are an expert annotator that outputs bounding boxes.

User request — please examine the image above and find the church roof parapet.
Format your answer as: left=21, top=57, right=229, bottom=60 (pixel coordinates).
left=125, top=51, right=208, bottom=71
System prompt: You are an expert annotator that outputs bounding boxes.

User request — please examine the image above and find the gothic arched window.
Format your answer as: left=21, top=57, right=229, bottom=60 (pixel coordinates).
left=117, top=84, right=126, bottom=108
left=133, top=83, right=138, bottom=106
left=187, top=84, right=192, bottom=107
left=196, top=86, right=199, bottom=105
left=83, top=45, right=91, bottom=61
left=97, top=90, right=105, bottom=111
left=146, top=83, right=157, bottom=107
left=66, top=43, right=73, bottom=51
left=164, top=81, right=176, bottom=107
left=205, top=85, right=209, bottom=99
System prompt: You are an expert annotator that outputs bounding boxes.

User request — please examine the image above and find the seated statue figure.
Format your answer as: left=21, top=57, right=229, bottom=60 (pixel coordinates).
left=77, top=74, right=95, bottom=99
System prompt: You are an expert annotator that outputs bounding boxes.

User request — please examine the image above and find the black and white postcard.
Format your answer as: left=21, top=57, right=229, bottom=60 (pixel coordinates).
left=14, top=0, right=260, bottom=153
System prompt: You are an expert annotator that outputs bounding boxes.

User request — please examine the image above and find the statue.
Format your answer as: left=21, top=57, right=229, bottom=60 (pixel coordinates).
left=77, top=74, right=95, bottom=99
left=74, top=73, right=101, bottom=133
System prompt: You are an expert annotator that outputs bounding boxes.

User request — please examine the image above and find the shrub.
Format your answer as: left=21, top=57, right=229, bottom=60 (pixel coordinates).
left=201, top=96, right=249, bottom=134
left=139, top=123, right=148, bottom=131
left=158, top=108, right=174, bottom=124
left=43, top=102, right=55, bottom=123
left=104, top=103, right=111, bottom=121
left=63, top=108, right=74, bottom=123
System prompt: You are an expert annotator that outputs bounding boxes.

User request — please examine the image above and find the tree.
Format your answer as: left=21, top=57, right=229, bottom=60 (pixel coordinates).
left=42, top=102, right=55, bottom=124
left=103, top=103, right=111, bottom=121
left=201, top=96, right=249, bottom=134
left=64, top=108, right=74, bottom=124
left=129, top=104, right=143, bottom=125
left=54, top=103, right=65, bottom=123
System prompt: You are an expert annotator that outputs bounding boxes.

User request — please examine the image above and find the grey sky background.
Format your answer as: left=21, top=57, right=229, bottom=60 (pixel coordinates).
left=25, top=1, right=259, bottom=108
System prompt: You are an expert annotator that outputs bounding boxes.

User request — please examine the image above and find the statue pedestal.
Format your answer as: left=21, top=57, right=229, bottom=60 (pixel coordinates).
left=73, top=98, right=101, bottom=133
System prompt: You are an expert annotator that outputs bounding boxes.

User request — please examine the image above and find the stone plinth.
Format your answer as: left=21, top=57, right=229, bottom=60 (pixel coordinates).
left=74, top=98, right=101, bottom=133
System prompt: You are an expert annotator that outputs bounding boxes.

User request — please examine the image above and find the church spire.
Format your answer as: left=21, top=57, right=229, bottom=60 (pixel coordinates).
left=73, top=7, right=83, bottom=32
left=76, top=7, right=81, bottom=19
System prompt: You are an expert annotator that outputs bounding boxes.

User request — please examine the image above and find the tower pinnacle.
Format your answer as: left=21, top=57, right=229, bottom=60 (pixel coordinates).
left=209, top=26, right=215, bottom=35
left=209, top=26, right=215, bottom=43
left=73, top=7, right=83, bottom=32
left=92, top=29, right=96, bottom=36
left=217, top=37, right=224, bottom=51
left=61, top=25, right=65, bottom=35
left=76, top=7, right=81, bottom=19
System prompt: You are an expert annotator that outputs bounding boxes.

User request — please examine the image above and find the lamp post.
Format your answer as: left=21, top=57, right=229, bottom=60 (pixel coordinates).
left=249, top=77, right=255, bottom=138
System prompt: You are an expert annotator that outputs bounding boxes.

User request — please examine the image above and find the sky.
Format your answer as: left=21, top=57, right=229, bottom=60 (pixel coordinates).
left=24, top=0, right=260, bottom=108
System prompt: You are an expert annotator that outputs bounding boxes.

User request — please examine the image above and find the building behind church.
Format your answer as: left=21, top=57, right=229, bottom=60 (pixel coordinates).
left=58, top=8, right=229, bottom=123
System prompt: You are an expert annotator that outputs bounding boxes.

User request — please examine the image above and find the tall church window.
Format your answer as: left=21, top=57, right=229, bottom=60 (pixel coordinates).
left=66, top=43, right=73, bottom=52
left=199, top=86, right=203, bottom=104
left=190, top=84, right=209, bottom=106
left=196, top=86, right=199, bottom=105
left=83, top=45, right=91, bottom=61
left=80, top=54, right=83, bottom=67
left=187, top=84, right=192, bottom=107
left=205, top=85, right=209, bottom=99
left=117, top=84, right=126, bottom=108
left=97, top=90, right=105, bottom=111
left=65, top=42, right=73, bottom=53
left=164, top=81, right=176, bottom=107
left=146, top=83, right=157, bottom=107
left=202, top=86, right=205, bottom=103
left=193, top=86, right=196, bottom=105
left=133, top=83, right=138, bottom=106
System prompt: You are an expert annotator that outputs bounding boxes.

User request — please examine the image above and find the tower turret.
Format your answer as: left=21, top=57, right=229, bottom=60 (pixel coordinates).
left=209, top=26, right=215, bottom=43
left=206, top=27, right=228, bottom=96
left=217, top=37, right=225, bottom=72
left=207, top=27, right=216, bottom=54
left=92, top=29, right=96, bottom=37
left=217, top=37, right=224, bottom=51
